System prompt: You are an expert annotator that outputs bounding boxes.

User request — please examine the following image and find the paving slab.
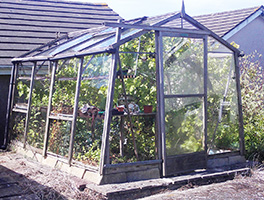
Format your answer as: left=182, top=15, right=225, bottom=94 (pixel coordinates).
left=84, top=166, right=250, bottom=200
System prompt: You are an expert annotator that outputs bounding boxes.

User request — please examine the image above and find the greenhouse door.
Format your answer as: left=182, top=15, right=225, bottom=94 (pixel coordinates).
left=160, top=34, right=207, bottom=176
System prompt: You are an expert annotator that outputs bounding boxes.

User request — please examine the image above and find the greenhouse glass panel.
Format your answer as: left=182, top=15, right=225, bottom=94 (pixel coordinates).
left=163, top=37, right=204, bottom=95
left=165, top=97, right=204, bottom=156
left=107, top=34, right=157, bottom=164
left=27, top=68, right=51, bottom=148
left=48, top=120, right=72, bottom=157
left=11, top=112, right=26, bottom=143
left=207, top=47, right=239, bottom=154
left=11, top=65, right=33, bottom=144
left=49, top=34, right=93, bottom=56
left=73, top=54, right=112, bottom=166
left=72, top=34, right=115, bottom=52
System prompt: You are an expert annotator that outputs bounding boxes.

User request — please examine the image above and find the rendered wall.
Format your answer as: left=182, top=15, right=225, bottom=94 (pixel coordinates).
left=227, top=16, right=264, bottom=65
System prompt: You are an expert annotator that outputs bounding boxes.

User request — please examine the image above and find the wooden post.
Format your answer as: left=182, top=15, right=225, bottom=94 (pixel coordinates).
left=43, top=61, right=57, bottom=157
left=234, top=53, right=245, bottom=156
left=23, top=62, right=37, bottom=148
left=68, top=57, right=84, bottom=165
left=203, top=36, right=208, bottom=153
left=155, top=31, right=167, bottom=176
left=3, top=63, right=17, bottom=149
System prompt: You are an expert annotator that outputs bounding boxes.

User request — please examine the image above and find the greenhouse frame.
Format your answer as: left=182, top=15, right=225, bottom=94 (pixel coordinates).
left=5, top=10, right=245, bottom=184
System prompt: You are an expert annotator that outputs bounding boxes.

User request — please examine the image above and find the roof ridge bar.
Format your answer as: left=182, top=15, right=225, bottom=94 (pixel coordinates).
left=103, top=22, right=209, bottom=35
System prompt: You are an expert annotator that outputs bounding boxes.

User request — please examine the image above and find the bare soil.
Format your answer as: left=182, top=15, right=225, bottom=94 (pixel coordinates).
left=0, top=151, right=104, bottom=199
left=0, top=150, right=264, bottom=200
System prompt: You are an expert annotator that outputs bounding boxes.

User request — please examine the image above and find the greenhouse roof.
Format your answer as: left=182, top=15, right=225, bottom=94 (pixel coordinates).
left=12, top=11, right=240, bottom=63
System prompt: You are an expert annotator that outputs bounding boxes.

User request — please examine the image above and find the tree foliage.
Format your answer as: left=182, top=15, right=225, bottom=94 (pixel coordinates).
left=240, top=51, right=264, bottom=161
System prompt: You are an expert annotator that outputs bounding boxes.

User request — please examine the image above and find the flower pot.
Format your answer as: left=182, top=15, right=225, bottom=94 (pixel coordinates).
left=143, top=105, right=153, bottom=113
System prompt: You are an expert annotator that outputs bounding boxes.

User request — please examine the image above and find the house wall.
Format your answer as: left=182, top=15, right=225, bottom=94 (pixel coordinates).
left=0, top=75, right=10, bottom=147
left=227, top=15, right=264, bottom=65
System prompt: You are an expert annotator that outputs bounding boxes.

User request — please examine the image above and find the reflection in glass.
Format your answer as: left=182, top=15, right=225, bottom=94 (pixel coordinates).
left=207, top=50, right=239, bottom=154
left=73, top=54, right=112, bottom=166
left=163, top=37, right=204, bottom=95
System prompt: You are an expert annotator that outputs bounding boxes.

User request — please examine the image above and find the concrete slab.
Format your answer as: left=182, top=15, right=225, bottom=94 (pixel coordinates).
left=84, top=166, right=251, bottom=200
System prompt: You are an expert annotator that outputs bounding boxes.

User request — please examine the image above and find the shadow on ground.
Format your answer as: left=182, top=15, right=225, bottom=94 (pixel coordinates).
left=0, top=164, right=66, bottom=199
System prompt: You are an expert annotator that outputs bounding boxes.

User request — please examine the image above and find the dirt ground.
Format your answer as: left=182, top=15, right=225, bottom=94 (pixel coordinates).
left=0, top=150, right=264, bottom=200
left=0, top=151, right=104, bottom=200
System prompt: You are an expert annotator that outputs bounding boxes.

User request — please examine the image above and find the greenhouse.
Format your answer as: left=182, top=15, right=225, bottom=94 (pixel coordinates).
left=5, top=10, right=245, bottom=184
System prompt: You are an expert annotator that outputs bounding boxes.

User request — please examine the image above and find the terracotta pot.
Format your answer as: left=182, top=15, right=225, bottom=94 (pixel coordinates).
left=143, top=105, right=153, bottom=113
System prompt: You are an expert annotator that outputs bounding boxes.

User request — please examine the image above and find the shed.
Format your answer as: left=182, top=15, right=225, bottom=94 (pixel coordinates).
left=6, top=7, right=245, bottom=184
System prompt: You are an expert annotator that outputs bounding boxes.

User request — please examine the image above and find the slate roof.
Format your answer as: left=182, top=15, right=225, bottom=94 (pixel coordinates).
left=193, top=6, right=263, bottom=38
left=0, top=0, right=121, bottom=73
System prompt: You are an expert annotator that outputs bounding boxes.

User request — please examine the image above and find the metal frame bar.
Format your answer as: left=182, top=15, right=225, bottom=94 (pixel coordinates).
left=164, top=94, right=204, bottom=98
left=155, top=31, right=167, bottom=176
left=2, top=63, right=18, bottom=149
left=104, top=22, right=209, bottom=35
left=43, top=61, right=57, bottom=157
left=99, top=24, right=121, bottom=175
left=23, top=62, right=37, bottom=148
left=234, top=52, right=245, bottom=155
left=154, top=31, right=162, bottom=162
left=18, top=34, right=69, bottom=58
left=119, top=51, right=155, bottom=55
left=99, top=52, right=118, bottom=175
left=203, top=36, right=208, bottom=152
left=68, top=57, right=84, bottom=165
left=183, top=14, right=241, bottom=55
